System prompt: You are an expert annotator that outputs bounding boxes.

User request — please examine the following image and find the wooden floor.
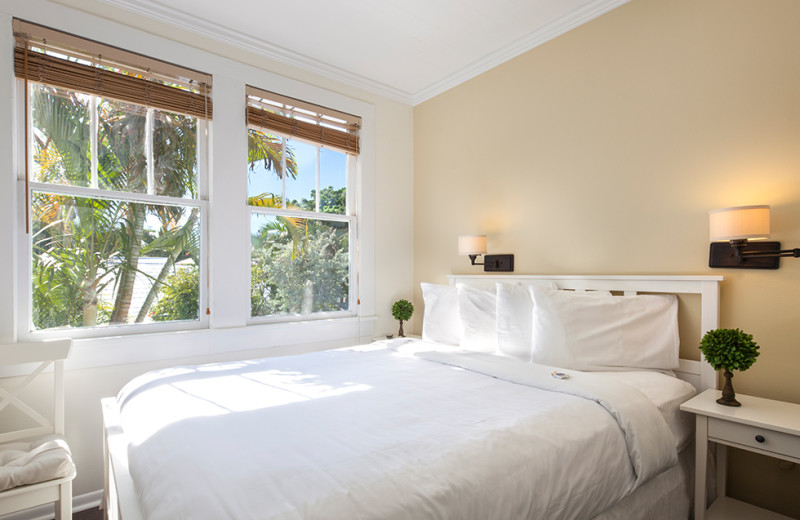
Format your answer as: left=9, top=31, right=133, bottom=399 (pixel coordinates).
left=74, top=507, right=103, bottom=520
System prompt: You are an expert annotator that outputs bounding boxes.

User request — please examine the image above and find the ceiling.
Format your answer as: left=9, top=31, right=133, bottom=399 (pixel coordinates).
left=100, top=0, right=629, bottom=105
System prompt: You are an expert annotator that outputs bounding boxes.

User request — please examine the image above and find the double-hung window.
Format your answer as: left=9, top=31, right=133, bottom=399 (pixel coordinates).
left=246, top=86, right=361, bottom=321
left=14, top=20, right=211, bottom=337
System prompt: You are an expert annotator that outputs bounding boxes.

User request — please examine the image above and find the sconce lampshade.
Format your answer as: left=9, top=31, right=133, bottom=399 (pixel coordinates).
left=458, top=235, right=487, bottom=255
left=709, top=205, right=770, bottom=241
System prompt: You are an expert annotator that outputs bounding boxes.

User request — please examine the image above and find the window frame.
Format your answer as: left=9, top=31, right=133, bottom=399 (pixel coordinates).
left=247, top=130, right=358, bottom=324
left=15, top=78, right=211, bottom=341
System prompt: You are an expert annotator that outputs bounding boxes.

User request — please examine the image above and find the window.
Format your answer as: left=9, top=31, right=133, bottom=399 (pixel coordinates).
left=246, top=87, right=361, bottom=321
left=14, top=20, right=211, bottom=336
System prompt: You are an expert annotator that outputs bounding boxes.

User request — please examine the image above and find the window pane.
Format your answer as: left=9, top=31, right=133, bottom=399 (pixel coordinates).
left=31, top=191, right=200, bottom=330
left=31, top=84, right=91, bottom=187
left=319, top=148, right=347, bottom=215
left=251, top=214, right=349, bottom=318
left=247, top=128, right=288, bottom=208
left=152, top=110, right=198, bottom=198
left=97, top=97, right=147, bottom=193
left=285, top=139, right=318, bottom=211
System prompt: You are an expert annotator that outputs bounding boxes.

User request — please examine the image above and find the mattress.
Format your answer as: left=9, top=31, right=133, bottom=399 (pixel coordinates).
left=117, top=341, right=695, bottom=520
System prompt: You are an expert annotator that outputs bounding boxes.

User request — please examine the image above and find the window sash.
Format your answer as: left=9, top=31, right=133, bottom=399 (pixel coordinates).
left=23, top=184, right=209, bottom=338
left=30, top=84, right=202, bottom=199
left=248, top=207, right=356, bottom=323
left=28, top=182, right=204, bottom=209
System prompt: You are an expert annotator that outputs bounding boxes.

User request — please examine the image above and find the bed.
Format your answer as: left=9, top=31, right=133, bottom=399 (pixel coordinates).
left=102, top=274, right=722, bottom=520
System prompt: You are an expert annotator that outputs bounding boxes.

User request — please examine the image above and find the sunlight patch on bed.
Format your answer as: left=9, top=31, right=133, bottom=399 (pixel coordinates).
left=121, top=369, right=371, bottom=444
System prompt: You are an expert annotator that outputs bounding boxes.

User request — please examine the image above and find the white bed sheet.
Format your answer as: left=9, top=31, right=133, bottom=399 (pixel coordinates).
left=603, top=370, right=696, bottom=451
left=118, top=341, right=686, bottom=520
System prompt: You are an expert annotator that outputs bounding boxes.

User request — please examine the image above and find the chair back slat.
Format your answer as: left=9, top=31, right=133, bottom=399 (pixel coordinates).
left=0, top=378, right=52, bottom=426
left=0, top=360, right=51, bottom=415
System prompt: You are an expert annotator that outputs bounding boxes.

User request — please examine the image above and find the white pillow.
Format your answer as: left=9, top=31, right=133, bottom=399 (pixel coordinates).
left=456, top=283, right=496, bottom=353
left=421, top=283, right=460, bottom=345
left=529, top=287, right=679, bottom=371
left=495, top=281, right=556, bottom=361
left=490, top=281, right=555, bottom=363
left=495, top=283, right=532, bottom=360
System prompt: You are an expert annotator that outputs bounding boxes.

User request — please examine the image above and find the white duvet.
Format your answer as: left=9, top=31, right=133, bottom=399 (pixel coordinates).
left=118, top=340, right=680, bottom=520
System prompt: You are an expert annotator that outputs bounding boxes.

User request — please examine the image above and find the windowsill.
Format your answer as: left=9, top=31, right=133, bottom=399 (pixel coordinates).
left=61, top=315, right=378, bottom=371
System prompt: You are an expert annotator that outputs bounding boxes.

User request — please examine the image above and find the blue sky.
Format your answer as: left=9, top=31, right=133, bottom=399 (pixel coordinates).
left=248, top=138, right=346, bottom=205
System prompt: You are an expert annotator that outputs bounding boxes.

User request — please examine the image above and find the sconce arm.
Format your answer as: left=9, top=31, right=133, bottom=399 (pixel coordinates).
left=468, top=254, right=485, bottom=266
left=739, top=248, right=800, bottom=258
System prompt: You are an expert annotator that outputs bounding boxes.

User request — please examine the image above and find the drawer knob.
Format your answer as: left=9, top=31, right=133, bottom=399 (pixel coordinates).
left=755, top=435, right=766, bottom=443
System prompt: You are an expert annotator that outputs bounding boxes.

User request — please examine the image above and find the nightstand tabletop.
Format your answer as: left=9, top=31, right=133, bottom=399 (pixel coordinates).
left=681, top=389, right=800, bottom=436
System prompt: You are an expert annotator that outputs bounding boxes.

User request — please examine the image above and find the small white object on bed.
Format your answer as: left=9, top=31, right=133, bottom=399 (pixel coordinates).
left=102, top=275, right=722, bottom=520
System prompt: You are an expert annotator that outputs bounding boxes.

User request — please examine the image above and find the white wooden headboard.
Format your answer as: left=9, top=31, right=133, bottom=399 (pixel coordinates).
left=447, top=274, right=723, bottom=392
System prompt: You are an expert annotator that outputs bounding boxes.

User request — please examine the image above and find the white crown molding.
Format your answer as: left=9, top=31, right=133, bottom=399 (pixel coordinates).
left=99, top=0, right=629, bottom=107
left=98, top=0, right=415, bottom=104
left=412, top=0, right=632, bottom=105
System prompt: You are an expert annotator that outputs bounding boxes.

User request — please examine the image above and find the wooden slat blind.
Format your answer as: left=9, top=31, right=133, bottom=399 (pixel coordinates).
left=13, top=20, right=212, bottom=119
left=246, top=86, right=360, bottom=155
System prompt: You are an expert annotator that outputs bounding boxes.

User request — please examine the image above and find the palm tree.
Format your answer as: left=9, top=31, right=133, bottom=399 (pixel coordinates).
left=134, top=207, right=199, bottom=322
left=32, top=193, right=124, bottom=327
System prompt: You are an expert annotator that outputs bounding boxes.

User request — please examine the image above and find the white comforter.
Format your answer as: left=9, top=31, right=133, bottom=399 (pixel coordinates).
left=118, top=340, right=678, bottom=520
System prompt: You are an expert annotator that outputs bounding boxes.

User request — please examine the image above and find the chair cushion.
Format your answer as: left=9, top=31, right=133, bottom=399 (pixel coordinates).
left=0, top=435, right=75, bottom=492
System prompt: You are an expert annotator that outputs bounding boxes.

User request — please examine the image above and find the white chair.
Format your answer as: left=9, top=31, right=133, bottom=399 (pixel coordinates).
left=0, top=339, right=75, bottom=520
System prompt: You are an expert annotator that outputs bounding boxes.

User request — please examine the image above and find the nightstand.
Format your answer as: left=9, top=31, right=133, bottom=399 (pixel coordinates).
left=680, top=389, right=800, bottom=520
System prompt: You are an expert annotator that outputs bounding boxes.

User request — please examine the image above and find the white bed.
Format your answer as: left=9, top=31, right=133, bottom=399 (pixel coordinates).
left=102, top=275, right=722, bottom=520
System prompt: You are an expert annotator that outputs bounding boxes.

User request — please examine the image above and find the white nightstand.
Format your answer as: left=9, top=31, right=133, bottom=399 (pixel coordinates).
left=680, top=389, right=800, bottom=520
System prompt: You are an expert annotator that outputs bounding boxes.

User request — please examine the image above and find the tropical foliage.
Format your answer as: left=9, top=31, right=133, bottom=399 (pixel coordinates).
left=150, top=266, right=200, bottom=322
left=250, top=208, right=350, bottom=318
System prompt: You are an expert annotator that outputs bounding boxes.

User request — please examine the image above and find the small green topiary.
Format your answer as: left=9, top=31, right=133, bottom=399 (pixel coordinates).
left=699, top=328, right=760, bottom=406
left=391, top=299, right=414, bottom=337
left=699, top=328, right=760, bottom=372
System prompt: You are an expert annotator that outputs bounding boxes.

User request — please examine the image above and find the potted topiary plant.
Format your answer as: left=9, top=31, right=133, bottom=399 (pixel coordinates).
left=698, top=328, right=760, bottom=407
left=391, top=299, right=414, bottom=338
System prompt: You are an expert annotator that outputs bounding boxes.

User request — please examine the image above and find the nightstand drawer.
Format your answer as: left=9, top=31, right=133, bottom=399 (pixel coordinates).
left=708, top=417, right=800, bottom=459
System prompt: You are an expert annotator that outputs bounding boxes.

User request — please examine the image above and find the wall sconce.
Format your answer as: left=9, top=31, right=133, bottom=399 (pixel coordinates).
left=458, top=235, right=514, bottom=272
left=708, top=205, right=800, bottom=269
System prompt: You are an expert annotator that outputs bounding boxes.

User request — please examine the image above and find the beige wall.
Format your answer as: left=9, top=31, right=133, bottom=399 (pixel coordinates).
left=414, top=0, right=800, bottom=516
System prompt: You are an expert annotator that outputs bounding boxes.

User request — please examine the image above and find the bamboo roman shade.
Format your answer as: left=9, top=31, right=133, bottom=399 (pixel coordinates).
left=13, top=19, right=212, bottom=119
left=246, top=86, right=360, bottom=155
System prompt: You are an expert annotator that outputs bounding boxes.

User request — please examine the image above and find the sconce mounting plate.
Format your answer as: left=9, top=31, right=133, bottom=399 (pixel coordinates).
left=709, top=241, right=781, bottom=269
left=484, top=254, right=514, bottom=272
